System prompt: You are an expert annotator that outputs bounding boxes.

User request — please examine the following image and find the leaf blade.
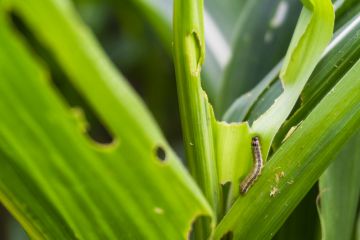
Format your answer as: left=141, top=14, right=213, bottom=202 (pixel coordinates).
left=214, top=57, right=360, bottom=240
left=252, top=0, right=335, bottom=160
left=0, top=1, right=212, bottom=238
left=318, top=131, right=360, bottom=240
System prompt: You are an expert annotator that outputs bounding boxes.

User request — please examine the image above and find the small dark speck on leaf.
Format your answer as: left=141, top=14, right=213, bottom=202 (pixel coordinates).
left=155, top=146, right=166, bottom=161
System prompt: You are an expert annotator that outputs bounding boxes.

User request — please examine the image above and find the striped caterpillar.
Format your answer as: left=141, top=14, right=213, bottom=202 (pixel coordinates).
left=240, top=136, right=264, bottom=194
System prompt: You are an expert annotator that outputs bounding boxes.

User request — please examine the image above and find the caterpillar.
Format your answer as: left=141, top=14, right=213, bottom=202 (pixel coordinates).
left=240, top=136, right=263, bottom=194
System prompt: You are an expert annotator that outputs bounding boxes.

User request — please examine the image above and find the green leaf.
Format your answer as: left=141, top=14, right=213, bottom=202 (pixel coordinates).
left=223, top=6, right=360, bottom=126
left=252, top=0, right=334, bottom=160
left=0, top=1, right=212, bottom=239
left=318, top=130, right=360, bottom=240
left=274, top=13, right=360, bottom=148
left=211, top=118, right=252, bottom=206
left=214, top=0, right=334, bottom=204
left=217, top=0, right=301, bottom=114
left=244, top=14, right=360, bottom=240
left=214, top=57, right=360, bottom=240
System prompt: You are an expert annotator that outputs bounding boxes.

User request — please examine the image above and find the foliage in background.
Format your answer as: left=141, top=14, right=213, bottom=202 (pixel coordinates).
left=0, top=0, right=359, bottom=239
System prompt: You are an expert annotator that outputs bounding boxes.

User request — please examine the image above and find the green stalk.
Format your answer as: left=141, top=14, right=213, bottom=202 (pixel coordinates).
left=173, top=0, right=220, bottom=236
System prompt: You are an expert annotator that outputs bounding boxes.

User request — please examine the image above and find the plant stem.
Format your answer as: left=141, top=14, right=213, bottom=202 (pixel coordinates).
left=173, top=0, right=221, bottom=236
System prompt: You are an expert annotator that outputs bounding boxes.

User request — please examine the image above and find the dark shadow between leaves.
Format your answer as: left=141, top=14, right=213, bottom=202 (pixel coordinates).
left=188, top=215, right=212, bottom=240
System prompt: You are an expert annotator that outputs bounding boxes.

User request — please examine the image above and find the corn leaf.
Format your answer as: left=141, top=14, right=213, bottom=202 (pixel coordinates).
left=318, top=130, right=360, bottom=240
left=214, top=56, right=360, bottom=239
left=0, top=1, right=212, bottom=238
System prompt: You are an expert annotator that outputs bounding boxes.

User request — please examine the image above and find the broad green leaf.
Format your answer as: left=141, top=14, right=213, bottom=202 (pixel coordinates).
left=210, top=114, right=252, bottom=206
left=249, top=14, right=360, bottom=240
left=217, top=0, right=301, bottom=114
left=0, top=1, right=212, bottom=239
left=274, top=13, right=360, bottom=148
left=223, top=6, right=360, bottom=126
left=213, top=0, right=334, bottom=203
left=232, top=12, right=360, bottom=143
left=318, top=130, right=360, bottom=240
left=252, top=0, right=334, bottom=160
left=214, top=57, right=360, bottom=240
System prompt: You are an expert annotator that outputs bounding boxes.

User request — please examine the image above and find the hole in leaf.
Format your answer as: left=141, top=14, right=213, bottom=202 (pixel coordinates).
left=9, top=12, right=114, bottom=145
left=155, top=146, right=166, bottom=161
left=220, top=231, right=234, bottom=240
left=190, top=31, right=203, bottom=76
left=188, top=215, right=212, bottom=240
